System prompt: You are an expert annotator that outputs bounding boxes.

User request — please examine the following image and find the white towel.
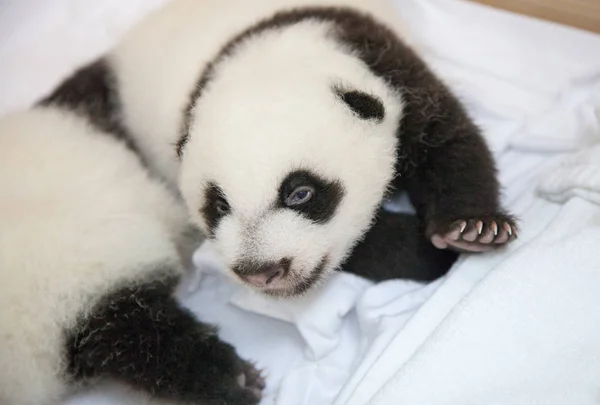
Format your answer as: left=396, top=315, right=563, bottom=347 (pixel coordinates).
left=538, top=144, right=600, bottom=205
left=368, top=194, right=600, bottom=405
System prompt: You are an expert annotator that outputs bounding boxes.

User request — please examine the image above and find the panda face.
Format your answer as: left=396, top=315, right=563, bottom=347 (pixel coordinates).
left=178, top=22, right=402, bottom=297
left=198, top=169, right=346, bottom=296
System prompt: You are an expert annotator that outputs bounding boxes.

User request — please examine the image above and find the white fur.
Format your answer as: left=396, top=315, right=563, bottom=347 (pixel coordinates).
left=0, top=107, right=189, bottom=405
left=110, top=0, right=409, bottom=185
left=109, top=0, right=409, bottom=294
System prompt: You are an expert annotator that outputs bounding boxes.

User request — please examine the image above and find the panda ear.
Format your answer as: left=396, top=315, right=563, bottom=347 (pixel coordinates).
left=335, top=88, right=385, bottom=122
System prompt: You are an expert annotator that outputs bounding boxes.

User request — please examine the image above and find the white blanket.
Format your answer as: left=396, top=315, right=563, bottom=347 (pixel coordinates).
left=367, top=161, right=600, bottom=405
left=1, top=0, right=600, bottom=404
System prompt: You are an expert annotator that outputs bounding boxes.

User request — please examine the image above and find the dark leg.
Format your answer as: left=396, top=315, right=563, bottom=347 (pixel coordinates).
left=66, top=274, right=264, bottom=405
left=393, top=80, right=518, bottom=253
left=342, top=209, right=458, bottom=282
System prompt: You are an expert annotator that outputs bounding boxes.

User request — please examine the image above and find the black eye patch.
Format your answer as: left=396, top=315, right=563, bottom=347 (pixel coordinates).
left=277, top=170, right=345, bottom=223
left=335, top=88, right=385, bottom=122
left=201, top=182, right=230, bottom=237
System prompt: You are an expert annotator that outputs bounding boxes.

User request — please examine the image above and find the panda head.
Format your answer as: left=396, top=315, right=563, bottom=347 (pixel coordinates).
left=178, top=21, right=403, bottom=297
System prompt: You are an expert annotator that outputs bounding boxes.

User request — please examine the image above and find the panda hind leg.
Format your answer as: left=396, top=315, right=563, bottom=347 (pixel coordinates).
left=342, top=209, right=459, bottom=282
left=65, top=273, right=264, bottom=405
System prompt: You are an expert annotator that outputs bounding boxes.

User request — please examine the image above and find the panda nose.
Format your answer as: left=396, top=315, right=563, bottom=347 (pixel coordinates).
left=245, top=266, right=283, bottom=287
left=235, top=259, right=290, bottom=287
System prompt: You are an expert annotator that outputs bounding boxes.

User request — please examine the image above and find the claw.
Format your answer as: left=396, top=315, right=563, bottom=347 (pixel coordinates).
left=490, top=221, right=498, bottom=236
left=434, top=216, right=517, bottom=253
left=237, top=373, right=246, bottom=387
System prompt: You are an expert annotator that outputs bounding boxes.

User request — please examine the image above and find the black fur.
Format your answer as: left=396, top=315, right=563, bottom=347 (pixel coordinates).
left=65, top=272, right=264, bottom=404
left=277, top=170, right=345, bottom=224
left=335, top=88, right=385, bottom=122
left=342, top=209, right=458, bottom=282
left=201, top=182, right=231, bottom=237
left=39, top=59, right=141, bottom=156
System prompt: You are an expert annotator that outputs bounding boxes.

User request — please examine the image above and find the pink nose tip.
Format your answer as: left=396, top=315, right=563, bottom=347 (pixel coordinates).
left=232, top=258, right=292, bottom=288
left=235, top=259, right=291, bottom=288
left=244, top=267, right=284, bottom=287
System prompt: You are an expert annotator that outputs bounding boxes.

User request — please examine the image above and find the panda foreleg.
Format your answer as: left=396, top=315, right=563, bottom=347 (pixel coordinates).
left=66, top=274, right=264, bottom=405
left=396, top=118, right=518, bottom=254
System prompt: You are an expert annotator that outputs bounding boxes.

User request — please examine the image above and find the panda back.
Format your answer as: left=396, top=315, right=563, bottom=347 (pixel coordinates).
left=0, top=107, right=185, bottom=405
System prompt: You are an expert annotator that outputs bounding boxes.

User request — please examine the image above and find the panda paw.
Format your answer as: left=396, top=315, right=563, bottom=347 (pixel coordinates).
left=198, top=337, right=266, bottom=405
left=430, top=215, right=518, bottom=253
left=235, top=360, right=266, bottom=402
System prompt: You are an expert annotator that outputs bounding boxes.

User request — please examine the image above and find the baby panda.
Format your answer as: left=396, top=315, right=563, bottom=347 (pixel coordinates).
left=46, top=0, right=518, bottom=298
left=0, top=106, right=264, bottom=405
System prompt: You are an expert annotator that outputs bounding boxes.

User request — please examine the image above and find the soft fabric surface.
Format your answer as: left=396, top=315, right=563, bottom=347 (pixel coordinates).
left=1, top=0, right=599, bottom=404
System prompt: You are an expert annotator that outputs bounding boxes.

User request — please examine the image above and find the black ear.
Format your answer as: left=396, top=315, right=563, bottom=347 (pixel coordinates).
left=335, top=89, right=385, bottom=122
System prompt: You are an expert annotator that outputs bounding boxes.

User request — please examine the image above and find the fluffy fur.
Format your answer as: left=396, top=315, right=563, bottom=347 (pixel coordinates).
left=0, top=107, right=263, bottom=405
left=107, top=0, right=408, bottom=186
left=44, top=0, right=517, bottom=297
left=178, top=20, right=403, bottom=296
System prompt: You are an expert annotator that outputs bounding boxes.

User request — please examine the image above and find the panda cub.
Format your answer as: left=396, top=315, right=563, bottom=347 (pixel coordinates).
left=49, top=0, right=518, bottom=298
left=0, top=107, right=264, bottom=405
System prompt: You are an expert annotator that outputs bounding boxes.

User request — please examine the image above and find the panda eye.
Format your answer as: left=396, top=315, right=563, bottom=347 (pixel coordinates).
left=214, top=197, right=230, bottom=216
left=285, top=186, right=314, bottom=207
